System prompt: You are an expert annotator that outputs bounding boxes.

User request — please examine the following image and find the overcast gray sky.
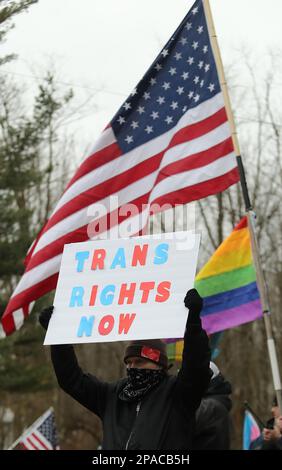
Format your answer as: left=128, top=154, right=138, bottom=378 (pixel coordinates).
left=2, top=0, right=282, bottom=155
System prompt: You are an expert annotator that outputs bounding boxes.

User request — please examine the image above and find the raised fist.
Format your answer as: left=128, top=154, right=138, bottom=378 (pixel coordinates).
left=184, top=289, right=203, bottom=324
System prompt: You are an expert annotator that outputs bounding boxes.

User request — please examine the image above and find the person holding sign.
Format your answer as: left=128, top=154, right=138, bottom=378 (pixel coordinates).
left=39, top=288, right=211, bottom=450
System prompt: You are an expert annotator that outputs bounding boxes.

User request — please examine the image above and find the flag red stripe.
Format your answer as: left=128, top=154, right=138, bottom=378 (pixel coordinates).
left=1, top=307, right=16, bottom=336
left=156, top=137, right=234, bottom=184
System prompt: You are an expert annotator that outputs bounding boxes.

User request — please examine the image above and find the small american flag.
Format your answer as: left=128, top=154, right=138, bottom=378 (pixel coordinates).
left=1, top=0, right=239, bottom=336
left=9, top=408, right=59, bottom=451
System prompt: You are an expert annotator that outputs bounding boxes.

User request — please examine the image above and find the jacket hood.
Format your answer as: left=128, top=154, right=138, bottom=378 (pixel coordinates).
left=204, top=373, right=232, bottom=411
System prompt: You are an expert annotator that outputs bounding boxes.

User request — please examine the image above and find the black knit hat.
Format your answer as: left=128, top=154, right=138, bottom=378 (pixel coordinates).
left=124, top=339, right=168, bottom=369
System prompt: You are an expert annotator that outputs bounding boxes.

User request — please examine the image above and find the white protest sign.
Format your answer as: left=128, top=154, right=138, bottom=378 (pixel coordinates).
left=44, top=231, right=200, bottom=345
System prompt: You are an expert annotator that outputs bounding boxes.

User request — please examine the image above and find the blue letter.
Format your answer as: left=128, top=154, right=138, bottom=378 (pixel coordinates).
left=110, top=247, right=126, bottom=269
left=69, top=286, right=84, bottom=307
left=77, top=316, right=95, bottom=337
left=100, top=284, right=116, bottom=305
left=75, top=251, right=90, bottom=272
left=153, top=243, right=169, bottom=265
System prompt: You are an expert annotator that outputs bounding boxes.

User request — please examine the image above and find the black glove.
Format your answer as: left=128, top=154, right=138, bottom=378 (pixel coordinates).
left=184, top=288, right=203, bottom=324
left=39, top=306, right=54, bottom=330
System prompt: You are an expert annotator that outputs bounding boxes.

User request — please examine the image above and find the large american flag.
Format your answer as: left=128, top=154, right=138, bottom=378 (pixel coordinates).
left=9, top=408, right=59, bottom=450
left=1, top=0, right=239, bottom=336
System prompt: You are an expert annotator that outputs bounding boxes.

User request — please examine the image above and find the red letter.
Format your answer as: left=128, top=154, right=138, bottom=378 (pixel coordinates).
left=89, top=285, right=98, bottom=306
left=132, top=244, right=148, bottom=267
left=155, top=281, right=171, bottom=302
left=118, top=283, right=136, bottom=305
left=139, top=281, right=155, bottom=303
left=91, top=249, right=106, bottom=270
left=98, top=315, right=114, bottom=335
left=118, top=313, right=136, bottom=335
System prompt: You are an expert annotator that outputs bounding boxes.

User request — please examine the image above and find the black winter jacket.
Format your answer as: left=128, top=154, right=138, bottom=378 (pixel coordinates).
left=193, top=373, right=232, bottom=450
left=51, top=322, right=211, bottom=450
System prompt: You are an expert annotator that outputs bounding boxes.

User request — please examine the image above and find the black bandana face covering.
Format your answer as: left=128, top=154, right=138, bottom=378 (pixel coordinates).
left=119, top=368, right=166, bottom=402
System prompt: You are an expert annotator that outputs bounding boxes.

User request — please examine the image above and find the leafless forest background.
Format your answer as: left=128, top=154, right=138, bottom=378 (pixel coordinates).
left=0, top=1, right=281, bottom=450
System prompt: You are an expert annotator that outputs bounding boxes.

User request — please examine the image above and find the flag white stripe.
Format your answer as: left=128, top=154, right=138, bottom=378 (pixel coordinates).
left=12, top=302, right=35, bottom=331
left=49, top=93, right=225, bottom=215
left=0, top=324, right=6, bottom=338
left=12, top=308, right=25, bottom=330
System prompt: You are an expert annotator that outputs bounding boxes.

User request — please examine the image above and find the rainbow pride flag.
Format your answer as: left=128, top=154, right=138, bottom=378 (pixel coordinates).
left=167, top=217, right=262, bottom=362
left=196, top=216, right=262, bottom=334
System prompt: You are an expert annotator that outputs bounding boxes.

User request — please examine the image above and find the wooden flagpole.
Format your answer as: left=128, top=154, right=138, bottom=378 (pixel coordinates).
left=203, top=0, right=282, bottom=412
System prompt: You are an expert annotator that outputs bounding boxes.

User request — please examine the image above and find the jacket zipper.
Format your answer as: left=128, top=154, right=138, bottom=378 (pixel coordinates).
left=125, top=401, right=141, bottom=450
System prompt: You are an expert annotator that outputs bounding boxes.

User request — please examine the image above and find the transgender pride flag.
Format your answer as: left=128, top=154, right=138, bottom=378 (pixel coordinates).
left=195, top=216, right=262, bottom=334
left=243, top=410, right=261, bottom=450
